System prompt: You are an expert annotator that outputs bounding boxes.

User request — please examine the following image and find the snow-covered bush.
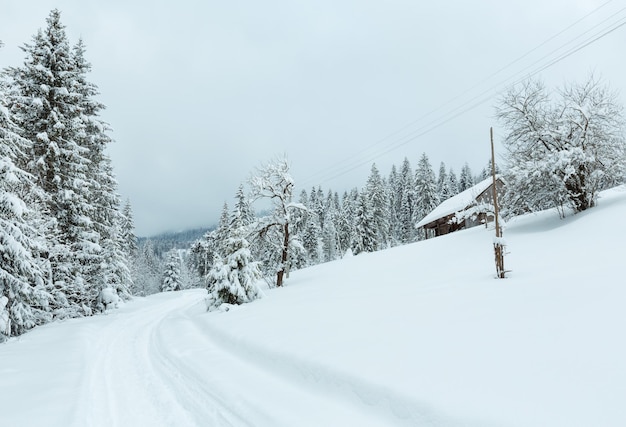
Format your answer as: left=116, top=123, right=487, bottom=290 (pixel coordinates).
left=96, top=287, right=121, bottom=311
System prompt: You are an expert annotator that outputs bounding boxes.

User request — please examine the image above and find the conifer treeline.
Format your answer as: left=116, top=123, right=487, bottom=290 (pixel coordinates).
left=187, top=154, right=491, bottom=297
left=0, top=10, right=135, bottom=341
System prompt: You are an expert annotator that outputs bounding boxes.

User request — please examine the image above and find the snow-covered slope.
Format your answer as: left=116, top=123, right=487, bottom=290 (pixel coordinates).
left=2, top=186, right=626, bottom=427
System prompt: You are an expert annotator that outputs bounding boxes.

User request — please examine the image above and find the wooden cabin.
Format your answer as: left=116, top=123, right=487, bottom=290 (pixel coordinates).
left=416, top=177, right=504, bottom=238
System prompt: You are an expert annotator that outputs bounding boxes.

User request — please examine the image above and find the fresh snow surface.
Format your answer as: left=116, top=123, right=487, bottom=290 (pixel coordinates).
left=416, top=176, right=495, bottom=227
left=2, top=186, right=626, bottom=426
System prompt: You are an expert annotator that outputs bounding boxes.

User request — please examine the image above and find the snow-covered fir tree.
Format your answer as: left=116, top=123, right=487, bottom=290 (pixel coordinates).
left=3, top=10, right=130, bottom=314
left=161, top=251, right=183, bottom=292
left=321, top=191, right=340, bottom=262
left=0, top=65, right=51, bottom=341
left=132, top=239, right=163, bottom=296
left=414, top=153, right=440, bottom=240
left=352, top=191, right=377, bottom=254
left=206, top=208, right=262, bottom=310
left=364, top=163, right=389, bottom=250
left=301, top=212, right=322, bottom=266
left=307, top=187, right=324, bottom=233
left=119, top=200, right=137, bottom=260
left=459, top=163, right=475, bottom=192
left=477, top=158, right=500, bottom=182
left=397, top=158, right=416, bottom=244
left=321, top=212, right=338, bottom=263
left=234, top=183, right=254, bottom=227
left=5, top=11, right=96, bottom=314
left=437, top=162, right=451, bottom=201
left=71, top=39, right=131, bottom=300
left=387, top=164, right=401, bottom=246
left=337, top=189, right=356, bottom=257
left=447, top=168, right=459, bottom=197
left=191, top=229, right=220, bottom=279
left=214, top=202, right=230, bottom=257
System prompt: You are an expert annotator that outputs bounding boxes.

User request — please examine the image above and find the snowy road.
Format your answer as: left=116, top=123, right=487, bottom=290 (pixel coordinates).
left=1, top=290, right=413, bottom=427
left=63, top=290, right=371, bottom=427
left=74, top=290, right=386, bottom=427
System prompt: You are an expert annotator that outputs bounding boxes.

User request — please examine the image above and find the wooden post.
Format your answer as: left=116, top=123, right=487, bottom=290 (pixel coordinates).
left=491, top=127, right=505, bottom=278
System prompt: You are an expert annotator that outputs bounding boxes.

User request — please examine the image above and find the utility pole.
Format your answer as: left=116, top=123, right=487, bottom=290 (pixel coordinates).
left=491, top=127, right=505, bottom=278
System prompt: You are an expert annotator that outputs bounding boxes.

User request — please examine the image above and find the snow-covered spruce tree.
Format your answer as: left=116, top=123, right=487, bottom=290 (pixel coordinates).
left=301, top=212, right=322, bottom=266
left=132, top=239, right=163, bottom=296
left=321, top=193, right=340, bottom=262
left=496, top=76, right=626, bottom=216
left=4, top=10, right=126, bottom=313
left=337, top=189, right=356, bottom=257
left=437, top=162, right=450, bottom=201
left=206, top=208, right=262, bottom=311
left=119, top=200, right=138, bottom=261
left=322, top=210, right=339, bottom=262
left=178, top=250, right=194, bottom=291
left=5, top=12, right=90, bottom=287
left=352, top=191, right=377, bottom=254
left=364, top=163, right=389, bottom=251
left=249, top=156, right=305, bottom=287
left=188, top=231, right=216, bottom=283
left=459, top=162, right=475, bottom=192
left=414, top=153, right=440, bottom=240
left=447, top=168, right=459, bottom=197
left=87, top=156, right=132, bottom=303
left=71, top=39, right=131, bottom=301
left=214, top=202, right=230, bottom=258
left=161, top=251, right=183, bottom=292
left=187, top=240, right=205, bottom=283
left=477, top=158, right=500, bottom=182
left=0, top=61, right=52, bottom=341
left=234, top=183, right=255, bottom=227
left=312, top=186, right=326, bottom=231
left=387, top=164, right=401, bottom=247
left=397, top=158, right=416, bottom=244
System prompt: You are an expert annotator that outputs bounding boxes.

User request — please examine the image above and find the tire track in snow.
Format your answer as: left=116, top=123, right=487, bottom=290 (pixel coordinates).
left=151, top=291, right=401, bottom=427
left=70, top=291, right=244, bottom=427
left=69, top=289, right=492, bottom=426
left=147, top=299, right=259, bottom=427
left=196, top=312, right=497, bottom=427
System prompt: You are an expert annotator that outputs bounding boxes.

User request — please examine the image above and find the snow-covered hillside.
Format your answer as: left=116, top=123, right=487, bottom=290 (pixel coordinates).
left=2, top=186, right=626, bottom=427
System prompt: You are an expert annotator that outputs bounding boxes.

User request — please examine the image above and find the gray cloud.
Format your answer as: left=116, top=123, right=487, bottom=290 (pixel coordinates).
left=2, top=0, right=623, bottom=236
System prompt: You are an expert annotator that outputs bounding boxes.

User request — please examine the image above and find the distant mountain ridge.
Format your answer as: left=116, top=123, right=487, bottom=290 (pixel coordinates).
left=138, top=227, right=214, bottom=257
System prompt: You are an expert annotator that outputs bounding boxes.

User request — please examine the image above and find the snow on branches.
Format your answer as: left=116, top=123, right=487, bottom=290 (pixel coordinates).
left=497, top=76, right=626, bottom=216
left=248, top=156, right=305, bottom=287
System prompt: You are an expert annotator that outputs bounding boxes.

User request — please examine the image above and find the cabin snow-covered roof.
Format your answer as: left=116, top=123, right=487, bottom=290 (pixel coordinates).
left=416, top=177, right=497, bottom=228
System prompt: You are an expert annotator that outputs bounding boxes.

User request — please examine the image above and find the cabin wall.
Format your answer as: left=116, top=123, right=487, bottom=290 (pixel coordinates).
left=421, top=179, right=504, bottom=238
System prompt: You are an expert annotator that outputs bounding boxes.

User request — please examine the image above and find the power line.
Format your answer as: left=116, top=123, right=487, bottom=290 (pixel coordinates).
left=299, top=3, right=626, bottom=188
left=314, top=15, right=626, bottom=185
left=302, top=3, right=615, bottom=186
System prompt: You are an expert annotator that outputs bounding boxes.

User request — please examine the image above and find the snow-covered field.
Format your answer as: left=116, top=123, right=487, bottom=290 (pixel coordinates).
left=2, top=186, right=626, bottom=427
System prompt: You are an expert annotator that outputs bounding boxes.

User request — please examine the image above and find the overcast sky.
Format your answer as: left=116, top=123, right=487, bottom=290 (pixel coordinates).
left=1, top=1, right=624, bottom=236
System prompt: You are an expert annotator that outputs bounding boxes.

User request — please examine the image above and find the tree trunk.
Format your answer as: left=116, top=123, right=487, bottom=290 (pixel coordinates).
left=565, top=166, right=592, bottom=212
left=276, top=223, right=289, bottom=287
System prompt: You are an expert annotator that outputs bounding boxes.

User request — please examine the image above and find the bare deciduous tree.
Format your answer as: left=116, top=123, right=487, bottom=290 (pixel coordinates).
left=496, top=76, right=625, bottom=216
left=249, top=156, right=305, bottom=287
